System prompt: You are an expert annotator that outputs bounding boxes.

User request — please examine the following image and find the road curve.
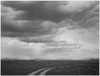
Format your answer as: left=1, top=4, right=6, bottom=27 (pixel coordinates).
left=38, top=67, right=53, bottom=75
left=28, top=67, right=54, bottom=75
left=29, top=68, right=47, bottom=75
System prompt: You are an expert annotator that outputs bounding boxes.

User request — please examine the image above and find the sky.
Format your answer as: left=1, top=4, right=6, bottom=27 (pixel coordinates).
left=1, top=1, right=99, bottom=60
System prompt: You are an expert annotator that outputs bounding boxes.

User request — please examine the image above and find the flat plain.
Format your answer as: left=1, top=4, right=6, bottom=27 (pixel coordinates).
left=1, top=59, right=99, bottom=75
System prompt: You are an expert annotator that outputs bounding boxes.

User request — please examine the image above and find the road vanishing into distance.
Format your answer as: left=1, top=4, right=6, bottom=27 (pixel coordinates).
left=29, top=67, right=54, bottom=75
left=2, top=59, right=99, bottom=75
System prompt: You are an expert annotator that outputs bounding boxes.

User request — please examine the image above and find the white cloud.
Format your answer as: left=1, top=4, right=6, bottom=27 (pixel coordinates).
left=1, top=5, right=31, bottom=28
left=2, top=5, right=23, bottom=21
left=1, top=31, right=99, bottom=60
left=58, top=1, right=97, bottom=13
left=1, top=37, right=46, bottom=59
left=53, top=27, right=98, bottom=50
left=39, top=48, right=99, bottom=60
left=1, top=1, right=99, bottom=60
left=39, top=26, right=99, bottom=60
left=1, top=19, right=99, bottom=60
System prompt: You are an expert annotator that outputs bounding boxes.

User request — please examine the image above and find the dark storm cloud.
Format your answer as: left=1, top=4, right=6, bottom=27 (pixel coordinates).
left=19, top=35, right=54, bottom=43
left=2, top=1, right=98, bottom=22
left=73, top=3, right=99, bottom=29
left=1, top=1, right=99, bottom=38
left=1, top=20, right=53, bottom=37
left=1, top=1, right=99, bottom=60
left=1, top=1, right=69, bottom=22
left=1, top=3, right=56, bottom=37
left=1, top=19, right=19, bottom=32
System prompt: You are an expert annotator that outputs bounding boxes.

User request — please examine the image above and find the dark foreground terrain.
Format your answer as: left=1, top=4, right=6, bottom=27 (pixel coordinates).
left=1, top=59, right=99, bottom=75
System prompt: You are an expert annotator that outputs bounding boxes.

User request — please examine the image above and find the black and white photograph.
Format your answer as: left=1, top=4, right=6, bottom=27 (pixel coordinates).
left=1, top=1, right=99, bottom=75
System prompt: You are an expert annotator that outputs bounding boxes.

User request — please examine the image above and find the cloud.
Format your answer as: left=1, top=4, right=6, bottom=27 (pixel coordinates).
left=1, top=25, right=99, bottom=60
left=19, top=35, right=54, bottom=43
left=1, top=1, right=99, bottom=60
left=1, top=37, right=46, bottom=59
left=58, top=1, right=97, bottom=13
left=2, top=1, right=98, bottom=22
left=1, top=1, right=99, bottom=38
left=53, top=27, right=99, bottom=50
left=41, top=49, right=99, bottom=60
left=41, top=27, right=99, bottom=60
left=1, top=5, right=55, bottom=37
left=1, top=1, right=62, bottom=22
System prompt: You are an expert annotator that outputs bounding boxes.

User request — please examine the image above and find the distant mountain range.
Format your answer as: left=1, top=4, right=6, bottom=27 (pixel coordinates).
left=1, top=58, right=99, bottom=61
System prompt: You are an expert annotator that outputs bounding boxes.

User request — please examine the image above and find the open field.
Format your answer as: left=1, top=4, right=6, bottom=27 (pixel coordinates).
left=1, top=59, right=99, bottom=75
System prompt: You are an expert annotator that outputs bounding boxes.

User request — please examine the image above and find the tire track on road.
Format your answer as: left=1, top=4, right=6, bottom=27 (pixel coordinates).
left=28, top=67, right=54, bottom=75
left=29, top=68, right=47, bottom=75
left=38, top=67, right=53, bottom=75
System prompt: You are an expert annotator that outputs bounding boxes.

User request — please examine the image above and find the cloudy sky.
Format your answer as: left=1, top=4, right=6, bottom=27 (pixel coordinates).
left=1, top=1, right=99, bottom=60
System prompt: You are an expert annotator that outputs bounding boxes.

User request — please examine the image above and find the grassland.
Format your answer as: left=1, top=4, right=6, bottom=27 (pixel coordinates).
left=1, top=59, right=99, bottom=75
